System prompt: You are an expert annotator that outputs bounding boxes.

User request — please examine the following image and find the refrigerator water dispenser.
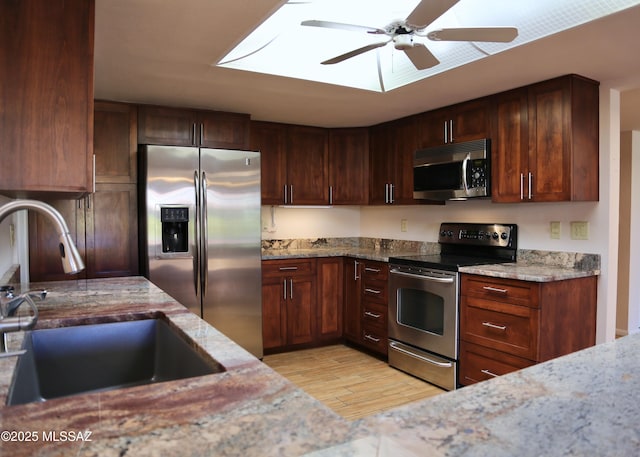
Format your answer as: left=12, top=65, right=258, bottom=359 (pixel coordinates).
left=160, top=206, right=188, bottom=253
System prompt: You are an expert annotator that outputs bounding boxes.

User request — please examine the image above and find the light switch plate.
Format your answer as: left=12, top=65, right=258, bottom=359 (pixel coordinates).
left=400, top=219, right=408, bottom=232
left=570, top=221, right=589, bottom=240
left=550, top=221, right=561, bottom=239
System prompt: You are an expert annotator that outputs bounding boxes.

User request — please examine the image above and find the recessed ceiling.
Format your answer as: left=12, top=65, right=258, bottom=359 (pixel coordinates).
left=217, top=0, right=640, bottom=92
left=94, top=0, right=640, bottom=127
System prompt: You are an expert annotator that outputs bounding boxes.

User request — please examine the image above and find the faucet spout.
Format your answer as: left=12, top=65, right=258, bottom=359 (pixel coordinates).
left=0, top=199, right=85, bottom=274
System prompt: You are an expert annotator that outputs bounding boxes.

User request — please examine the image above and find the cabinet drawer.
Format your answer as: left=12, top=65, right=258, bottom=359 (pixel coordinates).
left=361, top=325, right=388, bottom=356
left=461, top=274, right=537, bottom=308
left=362, top=301, right=387, bottom=330
left=461, top=295, right=539, bottom=360
left=262, top=259, right=316, bottom=278
left=459, top=341, right=534, bottom=386
left=361, top=262, right=388, bottom=281
left=362, top=279, right=387, bottom=304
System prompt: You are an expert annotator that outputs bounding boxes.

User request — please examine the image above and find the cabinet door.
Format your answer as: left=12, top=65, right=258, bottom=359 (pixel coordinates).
left=286, top=125, right=328, bottom=205
left=343, top=259, right=362, bottom=342
left=84, top=184, right=138, bottom=278
left=94, top=101, right=137, bottom=184
left=251, top=121, right=287, bottom=205
left=528, top=78, right=572, bottom=201
left=450, top=98, right=490, bottom=143
left=138, top=106, right=197, bottom=146
left=0, top=0, right=94, bottom=196
left=369, top=123, right=396, bottom=204
left=416, top=108, right=448, bottom=148
left=262, top=276, right=287, bottom=350
left=491, top=88, right=529, bottom=202
left=199, top=111, right=250, bottom=150
left=392, top=117, right=418, bottom=204
left=28, top=199, right=86, bottom=282
left=286, top=275, right=316, bottom=345
left=329, top=128, right=369, bottom=205
left=317, top=258, right=344, bottom=342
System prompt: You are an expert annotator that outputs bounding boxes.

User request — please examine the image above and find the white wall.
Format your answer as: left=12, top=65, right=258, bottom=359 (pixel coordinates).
left=261, top=205, right=361, bottom=239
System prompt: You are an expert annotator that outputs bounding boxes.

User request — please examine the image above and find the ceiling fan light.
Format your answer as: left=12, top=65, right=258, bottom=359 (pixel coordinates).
left=393, top=34, right=414, bottom=50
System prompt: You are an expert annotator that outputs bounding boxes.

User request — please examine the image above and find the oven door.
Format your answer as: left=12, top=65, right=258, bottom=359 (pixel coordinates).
left=388, top=266, right=459, bottom=360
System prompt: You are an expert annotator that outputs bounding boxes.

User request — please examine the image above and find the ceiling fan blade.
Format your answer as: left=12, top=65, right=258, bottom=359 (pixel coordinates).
left=321, top=41, right=389, bottom=65
left=406, top=0, right=459, bottom=29
left=301, top=20, right=386, bottom=35
left=403, top=43, right=439, bottom=70
left=428, top=27, right=519, bottom=42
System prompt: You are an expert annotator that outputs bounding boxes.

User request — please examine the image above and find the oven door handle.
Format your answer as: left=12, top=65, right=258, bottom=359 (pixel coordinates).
left=389, top=342, right=453, bottom=368
left=390, top=269, right=455, bottom=283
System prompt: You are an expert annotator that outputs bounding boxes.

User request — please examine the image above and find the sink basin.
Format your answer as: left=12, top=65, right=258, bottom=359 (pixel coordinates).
left=7, top=318, right=224, bottom=406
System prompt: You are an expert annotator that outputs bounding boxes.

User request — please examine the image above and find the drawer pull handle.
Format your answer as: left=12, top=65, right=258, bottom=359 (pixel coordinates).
left=364, top=311, right=381, bottom=319
left=481, top=369, right=499, bottom=378
left=389, top=342, right=453, bottom=368
left=482, top=322, right=507, bottom=331
left=364, top=288, right=381, bottom=294
left=279, top=266, right=298, bottom=271
left=364, top=333, right=380, bottom=343
left=365, top=267, right=381, bottom=273
left=482, top=286, right=508, bottom=294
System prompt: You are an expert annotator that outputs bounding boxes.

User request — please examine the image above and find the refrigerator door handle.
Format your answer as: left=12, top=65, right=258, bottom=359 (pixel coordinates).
left=201, top=171, right=209, bottom=298
left=193, top=170, right=200, bottom=297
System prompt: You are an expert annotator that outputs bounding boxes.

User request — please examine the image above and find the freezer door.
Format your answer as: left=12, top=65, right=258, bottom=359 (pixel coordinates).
left=200, top=149, right=262, bottom=358
left=143, top=145, right=201, bottom=317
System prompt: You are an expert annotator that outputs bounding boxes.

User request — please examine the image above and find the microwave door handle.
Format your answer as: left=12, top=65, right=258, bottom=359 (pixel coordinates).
left=389, top=269, right=454, bottom=283
left=461, top=154, right=470, bottom=195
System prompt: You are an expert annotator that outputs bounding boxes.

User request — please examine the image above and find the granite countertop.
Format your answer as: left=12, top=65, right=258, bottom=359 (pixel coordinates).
left=262, top=246, right=600, bottom=282
left=2, top=276, right=629, bottom=456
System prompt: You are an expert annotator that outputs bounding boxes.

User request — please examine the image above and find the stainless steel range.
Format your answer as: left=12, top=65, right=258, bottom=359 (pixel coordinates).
left=388, top=222, right=517, bottom=390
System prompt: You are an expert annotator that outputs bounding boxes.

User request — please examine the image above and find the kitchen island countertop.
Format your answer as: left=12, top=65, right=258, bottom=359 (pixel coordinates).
left=1, top=276, right=632, bottom=457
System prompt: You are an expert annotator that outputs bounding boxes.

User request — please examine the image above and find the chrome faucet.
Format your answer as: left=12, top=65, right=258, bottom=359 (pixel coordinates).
left=0, top=199, right=85, bottom=355
left=0, top=286, right=42, bottom=355
left=0, top=199, right=85, bottom=274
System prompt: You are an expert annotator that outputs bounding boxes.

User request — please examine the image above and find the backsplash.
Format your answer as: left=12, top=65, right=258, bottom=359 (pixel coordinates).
left=261, top=237, right=601, bottom=270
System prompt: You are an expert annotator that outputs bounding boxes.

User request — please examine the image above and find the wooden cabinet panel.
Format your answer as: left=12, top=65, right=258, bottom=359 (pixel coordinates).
left=199, top=111, right=250, bottom=150
left=0, top=0, right=94, bottom=197
left=94, top=101, right=137, bottom=183
left=262, top=258, right=316, bottom=277
left=286, top=125, right=329, bottom=205
left=317, top=258, right=344, bottom=341
left=461, top=295, right=539, bottom=360
left=416, top=98, right=490, bottom=148
left=368, top=122, right=396, bottom=204
left=262, top=277, right=287, bottom=350
left=490, top=88, right=529, bottom=202
left=138, top=105, right=250, bottom=149
left=251, top=121, right=287, bottom=205
left=459, top=273, right=597, bottom=387
left=459, top=341, right=534, bottom=385
left=329, top=128, right=369, bottom=205
left=84, top=184, right=138, bottom=278
left=287, top=276, right=315, bottom=345
left=252, top=122, right=328, bottom=205
left=28, top=200, right=85, bottom=282
left=491, top=75, right=599, bottom=203
left=361, top=324, right=388, bottom=356
left=343, top=259, right=362, bottom=342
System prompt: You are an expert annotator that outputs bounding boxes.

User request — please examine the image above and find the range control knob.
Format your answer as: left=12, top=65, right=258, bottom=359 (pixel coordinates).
left=492, top=232, right=499, bottom=240
left=501, top=232, right=508, bottom=240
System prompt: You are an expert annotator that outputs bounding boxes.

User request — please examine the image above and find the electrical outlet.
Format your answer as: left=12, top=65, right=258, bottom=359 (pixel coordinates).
left=570, top=221, right=589, bottom=240
left=400, top=219, right=408, bottom=232
left=550, top=221, right=561, bottom=239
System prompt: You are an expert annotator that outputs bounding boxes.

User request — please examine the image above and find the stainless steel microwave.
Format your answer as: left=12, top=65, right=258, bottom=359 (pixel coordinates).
left=413, top=138, right=490, bottom=201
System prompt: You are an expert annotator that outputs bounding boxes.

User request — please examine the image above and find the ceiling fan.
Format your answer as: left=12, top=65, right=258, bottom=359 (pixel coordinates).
left=301, top=0, right=518, bottom=70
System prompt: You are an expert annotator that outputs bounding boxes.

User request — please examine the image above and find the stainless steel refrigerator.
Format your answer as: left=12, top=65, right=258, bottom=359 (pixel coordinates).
left=139, top=145, right=262, bottom=358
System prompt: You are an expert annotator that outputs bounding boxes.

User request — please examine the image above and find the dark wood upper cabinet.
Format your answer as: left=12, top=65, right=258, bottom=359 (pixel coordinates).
left=252, top=122, right=329, bottom=205
left=328, top=128, right=369, bottom=205
left=491, top=75, right=599, bottom=202
left=369, top=117, right=418, bottom=205
left=0, top=0, right=95, bottom=198
left=138, top=105, right=250, bottom=150
left=416, top=97, right=490, bottom=148
left=94, top=101, right=137, bottom=184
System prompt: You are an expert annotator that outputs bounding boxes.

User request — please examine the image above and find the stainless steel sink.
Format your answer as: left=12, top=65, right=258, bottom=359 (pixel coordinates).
left=6, top=318, right=224, bottom=406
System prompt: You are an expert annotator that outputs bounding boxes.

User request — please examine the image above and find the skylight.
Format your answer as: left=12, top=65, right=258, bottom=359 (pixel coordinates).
left=217, top=0, right=640, bottom=93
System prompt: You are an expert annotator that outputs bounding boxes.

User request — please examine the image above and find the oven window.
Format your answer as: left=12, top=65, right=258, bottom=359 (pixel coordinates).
left=397, top=288, right=445, bottom=336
